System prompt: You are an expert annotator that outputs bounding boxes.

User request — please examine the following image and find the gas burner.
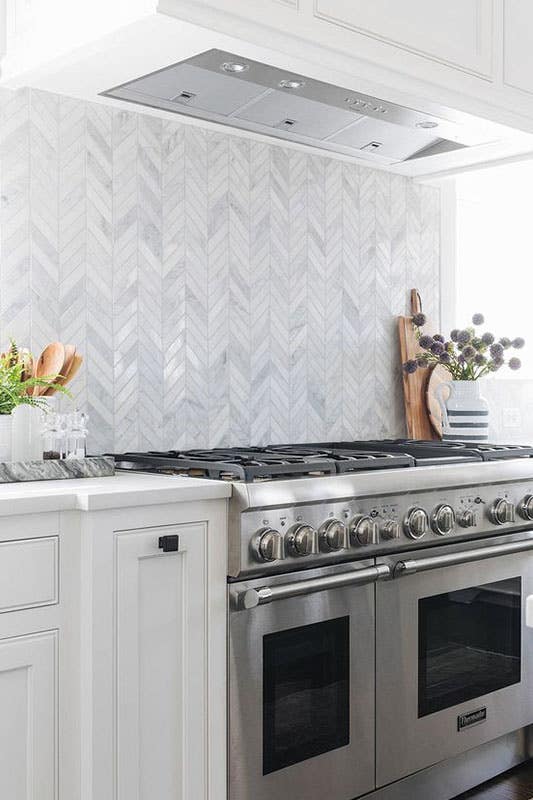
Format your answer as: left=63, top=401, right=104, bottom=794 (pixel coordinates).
left=111, top=448, right=338, bottom=482
left=309, top=440, right=533, bottom=466
left=267, top=445, right=414, bottom=472
left=110, top=444, right=415, bottom=481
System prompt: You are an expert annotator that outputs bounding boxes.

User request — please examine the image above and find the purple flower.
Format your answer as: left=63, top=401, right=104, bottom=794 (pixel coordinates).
left=474, top=354, right=486, bottom=365
left=512, top=337, right=525, bottom=349
left=412, top=312, right=427, bottom=327
left=458, top=354, right=466, bottom=364
left=509, top=357, right=522, bottom=370
left=440, top=352, right=452, bottom=364
left=431, top=341, right=445, bottom=356
left=490, top=343, right=504, bottom=358
left=462, top=345, right=476, bottom=360
left=499, top=337, right=512, bottom=349
left=433, top=334, right=445, bottom=343
left=419, top=335, right=434, bottom=350
left=450, top=329, right=460, bottom=342
left=489, top=361, right=501, bottom=372
left=472, top=337, right=483, bottom=351
left=403, top=360, right=418, bottom=374
left=457, top=330, right=471, bottom=344
left=481, top=332, right=495, bottom=345
left=472, top=313, right=485, bottom=325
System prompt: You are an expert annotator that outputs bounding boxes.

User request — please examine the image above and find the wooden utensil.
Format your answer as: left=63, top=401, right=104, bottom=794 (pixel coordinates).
left=43, top=345, right=76, bottom=396
left=398, top=289, right=439, bottom=440
left=426, top=364, right=450, bottom=437
left=61, top=353, right=83, bottom=387
left=33, top=342, right=65, bottom=396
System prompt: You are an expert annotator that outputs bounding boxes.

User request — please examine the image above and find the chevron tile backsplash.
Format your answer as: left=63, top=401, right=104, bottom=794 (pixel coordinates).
left=0, top=88, right=440, bottom=453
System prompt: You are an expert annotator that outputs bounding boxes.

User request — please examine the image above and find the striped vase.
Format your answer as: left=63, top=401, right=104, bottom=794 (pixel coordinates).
left=436, top=380, right=489, bottom=443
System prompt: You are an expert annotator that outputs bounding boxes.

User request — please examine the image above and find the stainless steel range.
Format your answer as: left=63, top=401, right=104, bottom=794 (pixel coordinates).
left=114, top=440, right=533, bottom=800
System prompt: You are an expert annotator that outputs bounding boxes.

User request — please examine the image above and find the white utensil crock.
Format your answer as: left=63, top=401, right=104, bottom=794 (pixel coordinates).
left=0, top=414, right=13, bottom=461
left=435, top=380, right=489, bottom=442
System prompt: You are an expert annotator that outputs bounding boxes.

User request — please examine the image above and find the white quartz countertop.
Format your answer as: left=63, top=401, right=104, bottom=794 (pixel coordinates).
left=0, top=472, right=232, bottom=516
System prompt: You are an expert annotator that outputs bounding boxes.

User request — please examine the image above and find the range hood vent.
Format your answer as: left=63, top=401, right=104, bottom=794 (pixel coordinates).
left=102, top=48, right=502, bottom=165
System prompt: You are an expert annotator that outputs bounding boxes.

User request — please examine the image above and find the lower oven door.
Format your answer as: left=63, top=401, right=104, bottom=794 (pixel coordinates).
left=376, top=531, right=533, bottom=787
left=229, top=560, right=390, bottom=800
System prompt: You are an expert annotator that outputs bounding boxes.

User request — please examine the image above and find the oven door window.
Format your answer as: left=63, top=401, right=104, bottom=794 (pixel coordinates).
left=263, top=616, right=350, bottom=775
left=418, top=577, right=521, bottom=717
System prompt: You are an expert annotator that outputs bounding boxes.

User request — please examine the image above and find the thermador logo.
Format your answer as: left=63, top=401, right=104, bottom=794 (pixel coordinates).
left=457, top=707, right=487, bottom=731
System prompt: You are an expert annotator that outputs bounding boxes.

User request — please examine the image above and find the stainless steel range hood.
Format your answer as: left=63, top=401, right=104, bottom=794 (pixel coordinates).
left=102, top=48, right=505, bottom=165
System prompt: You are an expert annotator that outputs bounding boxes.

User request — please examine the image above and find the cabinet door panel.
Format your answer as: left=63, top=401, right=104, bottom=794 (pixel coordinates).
left=0, top=631, right=57, bottom=800
left=314, top=0, right=494, bottom=77
left=504, top=0, right=533, bottom=95
left=116, top=524, right=207, bottom=800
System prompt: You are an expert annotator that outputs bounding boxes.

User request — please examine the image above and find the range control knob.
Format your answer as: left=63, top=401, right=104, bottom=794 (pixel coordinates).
left=350, top=515, right=377, bottom=546
left=431, top=504, right=456, bottom=536
left=490, top=498, right=516, bottom=526
left=519, top=495, right=533, bottom=521
left=404, top=507, right=429, bottom=540
left=458, top=509, right=477, bottom=528
left=286, top=524, right=318, bottom=557
left=255, top=528, right=283, bottom=562
left=380, top=519, right=401, bottom=541
left=319, top=519, right=347, bottom=552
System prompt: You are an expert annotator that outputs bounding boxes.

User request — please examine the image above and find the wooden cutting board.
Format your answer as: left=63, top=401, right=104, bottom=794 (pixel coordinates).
left=426, top=363, right=450, bottom=438
left=398, top=289, right=439, bottom=440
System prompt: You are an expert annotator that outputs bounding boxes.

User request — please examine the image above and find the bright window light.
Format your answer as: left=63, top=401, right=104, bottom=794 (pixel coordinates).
left=454, top=161, right=533, bottom=378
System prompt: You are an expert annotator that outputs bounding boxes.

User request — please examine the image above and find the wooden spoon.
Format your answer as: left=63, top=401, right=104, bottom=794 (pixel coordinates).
left=33, top=342, right=65, bottom=396
left=61, top=353, right=83, bottom=388
left=43, top=345, right=76, bottom=396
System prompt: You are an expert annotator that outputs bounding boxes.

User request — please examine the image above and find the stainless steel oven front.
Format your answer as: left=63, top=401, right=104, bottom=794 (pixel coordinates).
left=228, top=559, right=390, bottom=800
left=376, top=530, right=533, bottom=789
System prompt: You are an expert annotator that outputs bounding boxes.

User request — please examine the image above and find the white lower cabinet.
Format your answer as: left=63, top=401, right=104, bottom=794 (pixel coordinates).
left=115, top=524, right=208, bottom=800
left=0, top=630, right=57, bottom=800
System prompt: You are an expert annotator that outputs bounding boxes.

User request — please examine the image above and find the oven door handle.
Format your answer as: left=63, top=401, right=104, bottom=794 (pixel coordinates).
left=394, top=537, right=533, bottom=577
left=238, top=564, right=391, bottom=609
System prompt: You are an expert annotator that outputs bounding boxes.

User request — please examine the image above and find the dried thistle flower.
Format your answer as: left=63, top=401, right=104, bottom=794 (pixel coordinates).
left=412, top=313, right=427, bottom=327
left=403, top=359, right=418, bottom=374
left=472, top=313, right=485, bottom=325
left=509, top=357, right=522, bottom=370
left=481, top=332, right=495, bottom=345
left=431, top=341, right=445, bottom=356
left=419, top=335, right=434, bottom=350
left=512, top=337, right=525, bottom=349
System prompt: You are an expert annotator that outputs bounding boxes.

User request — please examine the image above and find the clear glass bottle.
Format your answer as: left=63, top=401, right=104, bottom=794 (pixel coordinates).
left=41, top=413, right=63, bottom=460
left=66, top=411, right=88, bottom=459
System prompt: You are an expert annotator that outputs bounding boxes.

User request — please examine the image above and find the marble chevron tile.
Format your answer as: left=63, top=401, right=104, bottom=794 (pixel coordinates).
left=0, top=87, right=441, bottom=453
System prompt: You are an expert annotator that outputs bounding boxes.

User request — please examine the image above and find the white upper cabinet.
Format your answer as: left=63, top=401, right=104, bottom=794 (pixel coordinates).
left=503, top=0, right=533, bottom=96
left=158, top=0, right=533, bottom=138
left=314, top=0, right=494, bottom=78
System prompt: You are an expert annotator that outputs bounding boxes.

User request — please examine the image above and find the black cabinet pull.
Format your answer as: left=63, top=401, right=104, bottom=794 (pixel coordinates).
left=158, top=535, right=180, bottom=552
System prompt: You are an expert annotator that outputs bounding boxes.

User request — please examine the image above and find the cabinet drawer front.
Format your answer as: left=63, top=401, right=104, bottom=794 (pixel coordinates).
left=0, top=537, right=58, bottom=613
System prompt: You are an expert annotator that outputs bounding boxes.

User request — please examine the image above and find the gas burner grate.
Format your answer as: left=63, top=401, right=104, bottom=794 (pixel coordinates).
left=268, top=445, right=414, bottom=472
left=310, top=440, right=533, bottom=466
left=111, top=448, right=338, bottom=481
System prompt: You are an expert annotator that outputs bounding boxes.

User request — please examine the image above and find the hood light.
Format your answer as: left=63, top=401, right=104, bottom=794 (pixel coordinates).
left=222, top=62, right=250, bottom=73
left=416, top=120, right=439, bottom=129
left=279, top=79, right=305, bottom=89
